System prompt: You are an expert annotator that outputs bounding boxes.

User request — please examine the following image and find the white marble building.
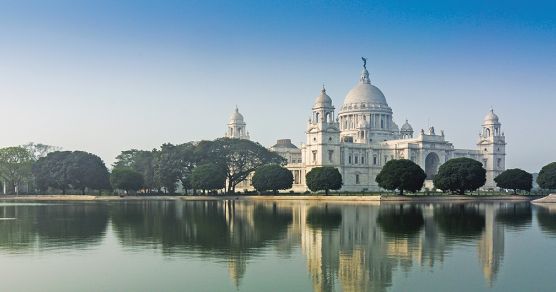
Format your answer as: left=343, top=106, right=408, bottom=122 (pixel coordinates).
left=229, top=60, right=506, bottom=192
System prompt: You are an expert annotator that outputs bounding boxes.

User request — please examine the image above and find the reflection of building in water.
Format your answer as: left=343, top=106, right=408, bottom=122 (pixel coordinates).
left=227, top=254, right=247, bottom=288
left=478, top=204, right=504, bottom=286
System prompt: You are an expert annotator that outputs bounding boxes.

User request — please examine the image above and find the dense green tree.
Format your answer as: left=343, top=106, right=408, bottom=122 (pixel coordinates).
left=113, top=149, right=156, bottom=192
left=191, top=164, right=226, bottom=193
left=205, top=138, right=286, bottom=194
left=494, top=168, right=532, bottom=194
left=252, top=165, right=293, bottom=195
left=64, top=151, right=111, bottom=194
left=110, top=168, right=144, bottom=194
left=0, top=147, right=34, bottom=194
left=32, top=151, right=72, bottom=193
left=433, top=158, right=486, bottom=195
left=537, top=162, right=556, bottom=190
left=32, top=151, right=110, bottom=194
left=305, top=167, right=343, bottom=195
left=154, top=144, right=182, bottom=194
left=376, top=159, right=426, bottom=195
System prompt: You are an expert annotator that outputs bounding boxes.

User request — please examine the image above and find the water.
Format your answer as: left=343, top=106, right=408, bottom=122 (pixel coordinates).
left=0, top=200, right=554, bottom=292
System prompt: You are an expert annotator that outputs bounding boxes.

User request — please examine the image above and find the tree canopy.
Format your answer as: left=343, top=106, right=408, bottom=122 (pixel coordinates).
left=0, top=146, right=34, bottom=194
left=252, top=164, right=293, bottom=195
left=375, top=159, right=426, bottom=195
left=32, top=151, right=110, bottom=194
left=494, top=168, right=532, bottom=193
left=433, top=157, right=486, bottom=195
left=205, top=138, right=286, bottom=194
left=110, top=168, right=144, bottom=193
left=113, top=149, right=156, bottom=192
left=537, top=162, right=556, bottom=190
left=305, top=167, right=342, bottom=195
left=191, top=163, right=227, bottom=193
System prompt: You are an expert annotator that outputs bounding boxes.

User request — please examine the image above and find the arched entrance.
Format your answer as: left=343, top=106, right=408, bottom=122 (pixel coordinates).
left=425, top=152, right=440, bottom=179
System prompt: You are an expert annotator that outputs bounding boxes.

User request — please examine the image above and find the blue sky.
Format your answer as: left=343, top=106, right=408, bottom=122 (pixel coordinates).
left=0, top=0, right=555, bottom=171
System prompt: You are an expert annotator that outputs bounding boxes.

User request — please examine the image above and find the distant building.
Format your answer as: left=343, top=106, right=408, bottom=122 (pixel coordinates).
left=227, top=59, right=506, bottom=192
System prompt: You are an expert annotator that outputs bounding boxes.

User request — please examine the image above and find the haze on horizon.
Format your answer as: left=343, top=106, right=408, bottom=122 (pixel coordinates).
left=1, top=0, right=555, bottom=172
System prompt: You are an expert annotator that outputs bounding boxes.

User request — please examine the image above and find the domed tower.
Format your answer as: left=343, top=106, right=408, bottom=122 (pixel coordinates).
left=305, top=86, right=341, bottom=166
left=477, top=109, right=506, bottom=189
left=226, top=107, right=250, bottom=140
left=400, top=120, right=414, bottom=139
left=338, top=58, right=397, bottom=143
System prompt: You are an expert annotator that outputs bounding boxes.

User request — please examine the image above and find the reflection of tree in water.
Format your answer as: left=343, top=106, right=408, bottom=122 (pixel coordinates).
left=306, top=205, right=342, bottom=230
left=0, top=206, right=37, bottom=251
left=536, top=205, right=556, bottom=236
left=377, top=204, right=424, bottom=238
left=434, top=204, right=485, bottom=240
left=36, top=203, right=109, bottom=248
left=495, top=203, right=532, bottom=231
left=110, top=200, right=293, bottom=287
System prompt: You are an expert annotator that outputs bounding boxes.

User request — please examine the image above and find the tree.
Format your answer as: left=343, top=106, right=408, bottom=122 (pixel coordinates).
left=111, top=168, right=144, bottom=194
left=191, top=164, right=226, bottom=193
left=154, top=144, right=182, bottom=194
left=494, top=168, right=533, bottom=194
left=22, top=142, right=61, bottom=161
left=252, top=165, right=293, bottom=195
left=433, top=158, right=486, bottom=195
left=32, top=151, right=73, bottom=194
left=0, top=147, right=34, bottom=194
left=375, top=159, right=426, bottom=195
left=206, top=138, right=286, bottom=194
left=305, top=167, right=343, bottom=195
left=537, top=162, right=556, bottom=190
left=32, top=151, right=110, bottom=195
left=113, top=149, right=156, bottom=192
left=64, top=151, right=111, bottom=194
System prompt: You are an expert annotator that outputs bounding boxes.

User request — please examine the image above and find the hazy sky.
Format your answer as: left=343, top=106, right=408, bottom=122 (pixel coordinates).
left=1, top=0, right=555, bottom=172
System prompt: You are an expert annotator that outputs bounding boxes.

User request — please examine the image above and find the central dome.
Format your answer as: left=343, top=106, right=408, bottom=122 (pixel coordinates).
left=342, top=67, right=389, bottom=108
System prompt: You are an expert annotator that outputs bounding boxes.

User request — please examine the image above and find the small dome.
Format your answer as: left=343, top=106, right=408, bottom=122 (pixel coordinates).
left=229, top=107, right=244, bottom=123
left=314, top=87, right=333, bottom=107
left=484, top=109, right=499, bottom=123
left=401, top=120, right=413, bottom=132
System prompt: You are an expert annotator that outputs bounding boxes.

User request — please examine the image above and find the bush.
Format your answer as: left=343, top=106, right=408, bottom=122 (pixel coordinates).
left=376, top=159, right=426, bottom=195
left=537, top=162, right=556, bottom=190
left=433, top=158, right=486, bottom=195
left=494, top=168, right=532, bottom=193
left=305, top=167, right=343, bottom=195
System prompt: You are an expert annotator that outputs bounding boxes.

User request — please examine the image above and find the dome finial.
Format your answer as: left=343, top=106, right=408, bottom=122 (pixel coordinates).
left=322, top=82, right=326, bottom=93
left=360, top=57, right=370, bottom=84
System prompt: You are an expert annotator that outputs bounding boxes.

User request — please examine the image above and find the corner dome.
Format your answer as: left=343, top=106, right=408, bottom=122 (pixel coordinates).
left=314, top=86, right=333, bottom=108
left=484, top=109, right=499, bottom=123
left=229, top=107, right=245, bottom=123
left=401, top=120, right=413, bottom=131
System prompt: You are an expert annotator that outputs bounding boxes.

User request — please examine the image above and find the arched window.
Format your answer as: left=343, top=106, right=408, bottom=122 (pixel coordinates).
left=485, top=128, right=491, bottom=137
left=315, top=112, right=320, bottom=123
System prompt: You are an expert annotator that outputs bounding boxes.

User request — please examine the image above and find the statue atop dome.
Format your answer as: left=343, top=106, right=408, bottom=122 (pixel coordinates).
left=361, top=57, right=367, bottom=69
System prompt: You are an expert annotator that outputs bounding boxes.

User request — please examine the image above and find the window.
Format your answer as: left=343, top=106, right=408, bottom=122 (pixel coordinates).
left=328, top=150, right=334, bottom=162
left=312, top=151, right=317, bottom=163
left=355, top=174, right=360, bottom=184
left=483, top=159, right=487, bottom=167
left=354, top=156, right=359, bottom=164
left=361, top=156, right=365, bottom=164
left=373, top=155, right=377, bottom=165
left=497, top=158, right=502, bottom=168
left=348, top=155, right=352, bottom=164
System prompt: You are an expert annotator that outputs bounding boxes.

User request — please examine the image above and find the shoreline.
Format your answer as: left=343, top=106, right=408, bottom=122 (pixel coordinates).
left=0, top=194, right=540, bottom=203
